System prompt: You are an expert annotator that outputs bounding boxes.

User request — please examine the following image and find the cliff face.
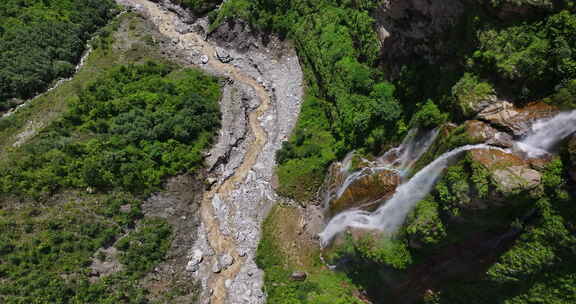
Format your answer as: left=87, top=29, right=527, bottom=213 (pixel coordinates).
left=374, top=0, right=465, bottom=66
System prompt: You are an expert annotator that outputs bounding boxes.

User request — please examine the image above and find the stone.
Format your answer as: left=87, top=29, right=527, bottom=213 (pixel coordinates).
left=478, top=101, right=557, bottom=136
left=119, top=204, right=131, bottom=213
left=200, top=55, right=209, bottom=64
left=212, top=260, right=222, bottom=273
left=492, top=166, right=541, bottom=193
left=215, top=47, right=233, bottom=63
left=220, top=254, right=234, bottom=270
left=464, top=120, right=514, bottom=148
left=290, top=271, right=307, bottom=281
left=468, top=149, right=543, bottom=195
left=186, top=249, right=204, bottom=272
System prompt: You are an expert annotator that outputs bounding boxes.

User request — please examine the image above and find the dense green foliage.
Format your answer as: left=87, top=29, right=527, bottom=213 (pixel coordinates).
left=0, top=62, right=220, bottom=199
left=0, top=0, right=116, bottom=110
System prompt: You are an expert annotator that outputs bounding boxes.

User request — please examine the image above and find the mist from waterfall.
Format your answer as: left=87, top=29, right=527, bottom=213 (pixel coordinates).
left=319, top=144, right=507, bottom=246
left=516, top=110, right=576, bottom=158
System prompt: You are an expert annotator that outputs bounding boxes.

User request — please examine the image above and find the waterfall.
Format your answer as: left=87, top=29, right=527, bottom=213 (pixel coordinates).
left=377, top=128, right=439, bottom=175
left=322, top=128, right=438, bottom=211
left=515, top=110, right=576, bottom=158
left=319, top=144, right=507, bottom=247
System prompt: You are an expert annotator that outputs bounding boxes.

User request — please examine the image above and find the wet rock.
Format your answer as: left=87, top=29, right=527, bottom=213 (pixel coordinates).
left=215, top=47, right=233, bottom=63
left=329, top=169, right=400, bottom=215
left=464, top=120, right=514, bottom=148
left=290, top=271, right=307, bottom=281
left=477, top=101, right=557, bottom=136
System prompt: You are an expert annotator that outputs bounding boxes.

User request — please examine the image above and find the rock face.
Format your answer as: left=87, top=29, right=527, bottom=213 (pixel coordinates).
left=468, top=149, right=542, bottom=194
left=329, top=169, right=400, bottom=216
left=375, top=0, right=465, bottom=65
left=465, top=120, right=514, bottom=148
left=477, top=101, right=557, bottom=137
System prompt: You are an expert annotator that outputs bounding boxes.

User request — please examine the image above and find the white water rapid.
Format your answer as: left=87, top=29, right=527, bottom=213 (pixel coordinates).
left=319, top=144, right=507, bottom=246
left=516, top=109, right=576, bottom=158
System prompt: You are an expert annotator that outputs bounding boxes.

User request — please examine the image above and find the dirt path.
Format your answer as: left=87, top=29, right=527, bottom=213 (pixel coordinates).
left=117, top=1, right=274, bottom=303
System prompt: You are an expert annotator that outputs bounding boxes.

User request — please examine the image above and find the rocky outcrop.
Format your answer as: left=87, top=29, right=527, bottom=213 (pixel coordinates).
left=464, top=120, right=514, bottom=148
left=477, top=101, right=558, bottom=137
left=375, top=0, right=465, bottom=64
left=468, top=149, right=542, bottom=194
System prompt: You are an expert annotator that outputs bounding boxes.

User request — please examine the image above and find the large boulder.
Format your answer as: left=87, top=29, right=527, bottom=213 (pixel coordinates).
left=329, top=169, right=400, bottom=216
left=468, top=149, right=542, bottom=194
left=477, top=101, right=557, bottom=136
left=464, top=120, right=514, bottom=148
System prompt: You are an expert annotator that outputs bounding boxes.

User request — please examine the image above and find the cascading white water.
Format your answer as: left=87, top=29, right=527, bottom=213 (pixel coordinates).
left=322, top=128, right=438, bottom=211
left=319, top=144, right=507, bottom=247
left=377, top=128, right=440, bottom=175
left=319, top=110, right=576, bottom=247
left=516, top=110, right=576, bottom=158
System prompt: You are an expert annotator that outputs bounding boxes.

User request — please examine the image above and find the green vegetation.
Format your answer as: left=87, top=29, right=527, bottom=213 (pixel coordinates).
left=0, top=62, right=220, bottom=199
left=0, top=0, right=116, bottom=110
left=0, top=12, right=221, bottom=302
left=117, top=218, right=172, bottom=276
left=256, top=205, right=364, bottom=304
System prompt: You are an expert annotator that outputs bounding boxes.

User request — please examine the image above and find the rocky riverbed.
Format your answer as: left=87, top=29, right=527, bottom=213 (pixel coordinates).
left=116, top=0, right=304, bottom=303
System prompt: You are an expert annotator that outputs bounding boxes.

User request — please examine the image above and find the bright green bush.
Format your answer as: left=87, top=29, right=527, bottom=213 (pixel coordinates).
left=411, top=100, right=449, bottom=129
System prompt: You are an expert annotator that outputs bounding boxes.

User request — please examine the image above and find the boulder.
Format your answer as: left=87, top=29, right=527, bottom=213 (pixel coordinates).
left=220, top=253, right=234, bottom=270
left=492, top=166, right=541, bottom=194
left=290, top=271, right=307, bottom=281
left=215, top=47, right=233, bottom=63
left=329, top=169, right=400, bottom=215
left=186, top=249, right=204, bottom=272
left=468, top=149, right=542, bottom=195
left=200, top=55, right=209, bottom=64
left=477, top=101, right=557, bottom=136
left=464, top=120, right=514, bottom=148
